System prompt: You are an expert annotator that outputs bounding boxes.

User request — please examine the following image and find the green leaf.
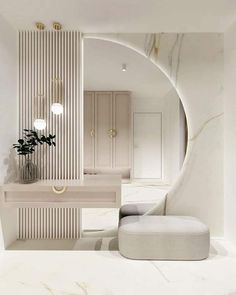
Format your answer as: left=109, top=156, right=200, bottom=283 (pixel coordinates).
left=18, top=139, right=24, bottom=144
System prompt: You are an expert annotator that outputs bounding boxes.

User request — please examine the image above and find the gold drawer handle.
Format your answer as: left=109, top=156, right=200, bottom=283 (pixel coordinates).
left=108, top=129, right=117, bottom=138
left=52, top=186, right=66, bottom=195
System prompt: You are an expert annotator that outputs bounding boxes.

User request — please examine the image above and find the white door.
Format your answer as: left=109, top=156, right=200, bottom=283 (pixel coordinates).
left=133, top=112, right=162, bottom=179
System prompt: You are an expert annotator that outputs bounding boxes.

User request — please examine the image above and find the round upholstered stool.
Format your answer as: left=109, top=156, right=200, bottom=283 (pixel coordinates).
left=118, top=215, right=210, bottom=260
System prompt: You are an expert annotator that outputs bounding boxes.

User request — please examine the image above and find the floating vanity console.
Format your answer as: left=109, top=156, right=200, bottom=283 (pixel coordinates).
left=1, top=175, right=121, bottom=209
left=0, top=176, right=121, bottom=241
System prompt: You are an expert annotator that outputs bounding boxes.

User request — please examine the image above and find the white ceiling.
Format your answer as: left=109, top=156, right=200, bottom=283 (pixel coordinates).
left=0, top=0, right=235, bottom=32
left=84, top=38, right=173, bottom=100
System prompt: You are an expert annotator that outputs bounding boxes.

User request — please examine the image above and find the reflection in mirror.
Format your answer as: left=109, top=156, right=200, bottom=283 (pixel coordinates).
left=84, top=38, right=187, bottom=186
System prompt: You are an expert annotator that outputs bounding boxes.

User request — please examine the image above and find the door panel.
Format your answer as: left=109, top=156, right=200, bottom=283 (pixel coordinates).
left=95, top=92, right=113, bottom=168
left=113, top=92, right=130, bottom=169
left=133, top=112, right=162, bottom=179
left=84, top=92, right=95, bottom=168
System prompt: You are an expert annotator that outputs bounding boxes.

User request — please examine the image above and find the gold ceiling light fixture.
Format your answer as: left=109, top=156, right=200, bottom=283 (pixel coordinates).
left=35, top=22, right=45, bottom=30
left=53, top=22, right=62, bottom=31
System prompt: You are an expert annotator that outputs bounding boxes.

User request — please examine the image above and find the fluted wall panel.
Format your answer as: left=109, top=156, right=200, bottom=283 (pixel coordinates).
left=18, top=31, right=82, bottom=239
left=19, top=30, right=81, bottom=180
left=18, top=208, right=81, bottom=239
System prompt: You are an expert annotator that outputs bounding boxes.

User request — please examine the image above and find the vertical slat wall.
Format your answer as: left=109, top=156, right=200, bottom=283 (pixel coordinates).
left=19, top=30, right=81, bottom=179
left=18, top=208, right=81, bottom=239
left=18, top=31, right=82, bottom=239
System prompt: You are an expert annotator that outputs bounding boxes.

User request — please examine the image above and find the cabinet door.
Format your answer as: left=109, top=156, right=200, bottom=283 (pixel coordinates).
left=133, top=112, right=162, bottom=179
left=112, top=92, right=130, bottom=169
left=95, top=92, right=113, bottom=168
left=84, top=92, right=95, bottom=168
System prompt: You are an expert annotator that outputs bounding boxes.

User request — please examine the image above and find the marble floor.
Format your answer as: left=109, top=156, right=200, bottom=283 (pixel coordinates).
left=3, top=184, right=235, bottom=294
left=1, top=239, right=236, bottom=294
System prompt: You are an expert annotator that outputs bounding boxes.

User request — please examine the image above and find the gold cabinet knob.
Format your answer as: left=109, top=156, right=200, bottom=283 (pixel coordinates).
left=108, top=129, right=117, bottom=138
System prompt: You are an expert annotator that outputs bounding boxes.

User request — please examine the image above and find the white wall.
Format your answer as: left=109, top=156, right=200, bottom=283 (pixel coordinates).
left=224, top=20, right=236, bottom=245
left=131, top=89, right=184, bottom=184
left=163, top=89, right=185, bottom=184
left=0, top=15, right=17, bottom=249
left=0, top=16, right=17, bottom=183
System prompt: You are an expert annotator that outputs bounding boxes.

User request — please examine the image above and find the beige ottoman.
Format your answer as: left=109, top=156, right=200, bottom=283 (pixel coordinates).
left=118, top=215, right=210, bottom=260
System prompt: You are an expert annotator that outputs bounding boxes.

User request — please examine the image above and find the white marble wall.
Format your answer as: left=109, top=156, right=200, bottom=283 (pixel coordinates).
left=85, top=33, right=224, bottom=236
left=0, top=16, right=18, bottom=249
left=224, top=20, right=236, bottom=246
left=0, top=17, right=17, bottom=185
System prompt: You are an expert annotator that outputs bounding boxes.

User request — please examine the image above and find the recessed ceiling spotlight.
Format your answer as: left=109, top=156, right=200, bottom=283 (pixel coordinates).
left=122, top=64, right=127, bottom=72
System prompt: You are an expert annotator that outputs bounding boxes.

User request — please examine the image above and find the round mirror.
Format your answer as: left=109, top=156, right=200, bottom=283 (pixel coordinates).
left=83, top=38, right=187, bottom=232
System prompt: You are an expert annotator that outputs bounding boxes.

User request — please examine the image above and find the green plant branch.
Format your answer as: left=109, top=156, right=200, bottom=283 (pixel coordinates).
left=13, top=129, right=56, bottom=156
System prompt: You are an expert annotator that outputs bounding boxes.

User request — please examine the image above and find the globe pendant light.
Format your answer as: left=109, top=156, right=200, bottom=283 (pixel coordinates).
left=51, top=102, right=63, bottom=115
left=34, top=118, right=46, bottom=130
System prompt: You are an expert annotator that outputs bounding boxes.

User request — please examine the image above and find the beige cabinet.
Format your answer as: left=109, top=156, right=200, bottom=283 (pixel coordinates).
left=112, top=92, right=130, bottom=169
left=95, top=92, right=113, bottom=169
left=84, top=92, right=95, bottom=168
left=84, top=91, right=130, bottom=178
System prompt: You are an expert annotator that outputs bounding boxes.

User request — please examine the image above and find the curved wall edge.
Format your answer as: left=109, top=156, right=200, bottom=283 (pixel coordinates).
left=84, top=33, right=224, bottom=235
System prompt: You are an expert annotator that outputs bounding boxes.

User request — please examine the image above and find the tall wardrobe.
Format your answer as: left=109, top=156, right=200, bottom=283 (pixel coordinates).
left=84, top=91, right=131, bottom=178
